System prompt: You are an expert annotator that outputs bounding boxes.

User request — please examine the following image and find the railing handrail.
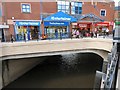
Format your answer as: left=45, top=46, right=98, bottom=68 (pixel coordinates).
left=103, top=43, right=119, bottom=89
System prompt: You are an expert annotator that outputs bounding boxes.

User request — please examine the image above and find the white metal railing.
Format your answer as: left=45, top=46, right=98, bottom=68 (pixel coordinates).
left=101, top=43, right=119, bottom=89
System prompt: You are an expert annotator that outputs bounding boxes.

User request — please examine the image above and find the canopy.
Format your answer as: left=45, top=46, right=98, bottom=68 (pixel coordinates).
left=44, top=11, right=77, bottom=22
left=78, top=13, right=103, bottom=22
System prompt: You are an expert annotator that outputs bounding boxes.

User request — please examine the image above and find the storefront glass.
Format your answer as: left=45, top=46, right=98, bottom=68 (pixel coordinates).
left=45, top=26, right=68, bottom=39
left=15, top=21, right=40, bottom=41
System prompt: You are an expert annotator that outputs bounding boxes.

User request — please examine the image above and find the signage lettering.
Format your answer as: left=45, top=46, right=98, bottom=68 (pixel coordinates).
left=51, top=17, right=71, bottom=21
left=78, top=24, right=87, bottom=27
left=44, top=21, right=69, bottom=26
left=16, top=21, right=40, bottom=26
left=49, top=22, right=65, bottom=25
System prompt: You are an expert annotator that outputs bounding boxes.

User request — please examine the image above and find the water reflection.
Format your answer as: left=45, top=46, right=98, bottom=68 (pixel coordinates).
left=3, top=53, right=103, bottom=88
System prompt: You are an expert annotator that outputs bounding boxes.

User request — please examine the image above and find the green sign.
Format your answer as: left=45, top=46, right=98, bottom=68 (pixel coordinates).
left=115, top=21, right=120, bottom=25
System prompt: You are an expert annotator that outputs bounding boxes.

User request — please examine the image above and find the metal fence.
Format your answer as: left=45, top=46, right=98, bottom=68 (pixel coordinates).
left=101, top=43, right=119, bottom=89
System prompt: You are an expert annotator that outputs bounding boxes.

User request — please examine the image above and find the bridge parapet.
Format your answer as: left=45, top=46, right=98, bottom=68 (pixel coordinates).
left=0, top=38, right=112, bottom=60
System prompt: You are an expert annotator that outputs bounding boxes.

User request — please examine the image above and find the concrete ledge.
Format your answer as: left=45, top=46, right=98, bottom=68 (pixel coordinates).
left=0, top=38, right=113, bottom=61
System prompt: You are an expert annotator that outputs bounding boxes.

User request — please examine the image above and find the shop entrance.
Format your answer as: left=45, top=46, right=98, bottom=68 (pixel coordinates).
left=16, top=26, right=39, bottom=41
left=29, top=26, right=39, bottom=40
left=45, top=26, right=68, bottom=39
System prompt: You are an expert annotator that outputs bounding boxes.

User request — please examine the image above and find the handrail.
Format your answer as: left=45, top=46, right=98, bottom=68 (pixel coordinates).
left=101, top=43, right=119, bottom=89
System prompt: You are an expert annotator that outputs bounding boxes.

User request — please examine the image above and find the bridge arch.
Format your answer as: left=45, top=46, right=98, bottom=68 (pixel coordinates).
left=0, top=38, right=113, bottom=89
left=72, top=49, right=110, bottom=62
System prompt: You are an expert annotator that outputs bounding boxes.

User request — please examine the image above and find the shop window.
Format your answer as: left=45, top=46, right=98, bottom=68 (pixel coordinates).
left=57, top=1, right=70, bottom=14
left=21, top=3, right=31, bottom=13
left=100, top=9, right=106, bottom=16
left=71, top=2, right=82, bottom=15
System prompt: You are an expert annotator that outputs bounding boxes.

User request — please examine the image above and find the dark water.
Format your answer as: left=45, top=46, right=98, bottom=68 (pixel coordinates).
left=3, top=53, right=103, bottom=88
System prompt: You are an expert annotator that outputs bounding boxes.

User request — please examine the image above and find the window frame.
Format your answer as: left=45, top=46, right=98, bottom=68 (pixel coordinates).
left=100, top=9, right=106, bottom=16
left=71, top=2, right=82, bottom=15
left=57, top=1, right=70, bottom=14
left=21, top=3, right=31, bottom=13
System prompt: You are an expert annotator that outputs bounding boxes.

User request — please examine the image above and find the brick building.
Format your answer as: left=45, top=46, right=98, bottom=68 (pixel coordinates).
left=0, top=0, right=115, bottom=41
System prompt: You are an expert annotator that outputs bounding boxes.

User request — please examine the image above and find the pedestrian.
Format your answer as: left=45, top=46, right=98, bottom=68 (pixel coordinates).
left=102, top=27, right=106, bottom=38
left=76, top=30, right=80, bottom=38
left=55, top=29, right=58, bottom=39
left=113, top=29, right=115, bottom=38
left=91, top=31, right=94, bottom=38
left=24, top=33, right=26, bottom=42
left=106, top=28, right=109, bottom=36
left=94, top=28, right=97, bottom=38
left=81, top=29, right=84, bottom=38
left=72, top=29, right=76, bottom=38
left=11, top=34, right=14, bottom=43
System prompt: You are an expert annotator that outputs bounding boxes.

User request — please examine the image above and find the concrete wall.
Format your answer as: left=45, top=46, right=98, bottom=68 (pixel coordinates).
left=2, top=57, right=46, bottom=87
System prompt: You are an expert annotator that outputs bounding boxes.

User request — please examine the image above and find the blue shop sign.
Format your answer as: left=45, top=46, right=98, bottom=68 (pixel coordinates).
left=44, top=11, right=77, bottom=22
left=15, top=21, right=40, bottom=26
left=44, top=21, right=69, bottom=26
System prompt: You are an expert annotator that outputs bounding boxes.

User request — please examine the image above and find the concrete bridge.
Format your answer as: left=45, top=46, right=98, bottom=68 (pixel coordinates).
left=0, top=38, right=112, bottom=61
left=0, top=38, right=113, bottom=89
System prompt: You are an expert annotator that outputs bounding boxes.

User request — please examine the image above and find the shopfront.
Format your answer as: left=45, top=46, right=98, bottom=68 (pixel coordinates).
left=77, top=23, right=91, bottom=32
left=95, top=22, right=113, bottom=32
left=0, top=25, right=9, bottom=42
left=14, top=21, right=41, bottom=41
left=43, top=11, right=77, bottom=39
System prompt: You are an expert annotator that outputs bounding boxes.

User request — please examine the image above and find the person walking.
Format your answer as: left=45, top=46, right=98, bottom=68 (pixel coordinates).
left=106, top=28, right=109, bottom=36
left=94, top=28, right=97, bottom=38
left=76, top=30, right=80, bottom=38
left=90, top=31, right=94, bottom=38
left=11, top=34, right=14, bottom=43
left=113, top=29, right=115, bottom=38
left=72, top=29, right=76, bottom=38
left=55, top=29, right=58, bottom=39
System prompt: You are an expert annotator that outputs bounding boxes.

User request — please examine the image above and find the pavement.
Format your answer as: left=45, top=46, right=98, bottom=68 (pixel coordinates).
left=0, top=34, right=113, bottom=45
left=97, top=34, right=113, bottom=39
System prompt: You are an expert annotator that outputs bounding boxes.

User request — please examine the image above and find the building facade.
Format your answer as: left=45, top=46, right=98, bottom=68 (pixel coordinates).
left=0, top=0, right=115, bottom=41
left=114, top=4, right=120, bottom=26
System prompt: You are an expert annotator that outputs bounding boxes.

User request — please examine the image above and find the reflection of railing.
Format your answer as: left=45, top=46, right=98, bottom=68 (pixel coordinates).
left=101, top=43, right=119, bottom=89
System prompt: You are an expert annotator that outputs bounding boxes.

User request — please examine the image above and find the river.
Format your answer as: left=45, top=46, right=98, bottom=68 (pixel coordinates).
left=3, top=53, right=103, bottom=88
